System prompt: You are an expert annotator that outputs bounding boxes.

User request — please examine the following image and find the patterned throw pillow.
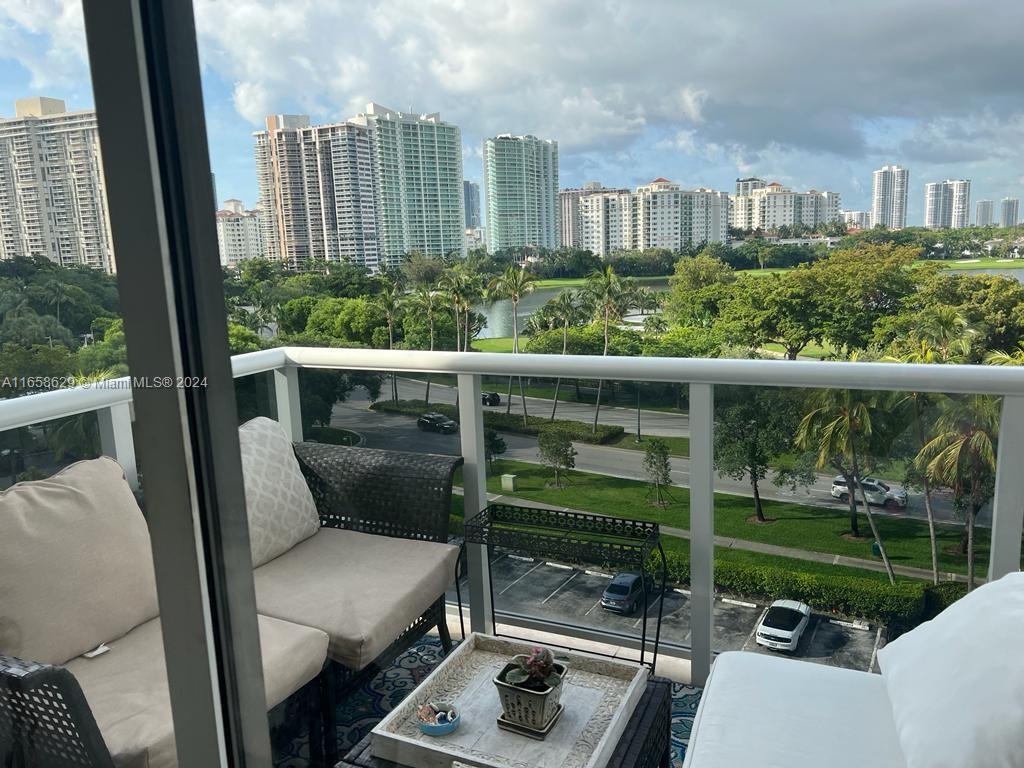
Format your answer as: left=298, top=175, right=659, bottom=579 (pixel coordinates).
left=238, top=417, right=321, bottom=567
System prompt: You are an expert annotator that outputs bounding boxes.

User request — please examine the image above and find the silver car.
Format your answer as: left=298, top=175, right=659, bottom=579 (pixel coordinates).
left=831, top=476, right=908, bottom=509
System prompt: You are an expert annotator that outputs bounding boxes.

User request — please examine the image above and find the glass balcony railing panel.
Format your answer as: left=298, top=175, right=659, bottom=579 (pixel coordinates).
left=711, top=384, right=1001, bottom=674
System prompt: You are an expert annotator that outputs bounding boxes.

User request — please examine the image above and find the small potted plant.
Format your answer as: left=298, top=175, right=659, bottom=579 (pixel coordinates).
left=493, top=646, right=567, bottom=731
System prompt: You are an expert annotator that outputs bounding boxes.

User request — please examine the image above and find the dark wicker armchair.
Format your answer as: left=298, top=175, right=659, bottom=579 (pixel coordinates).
left=292, top=441, right=463, bottom=669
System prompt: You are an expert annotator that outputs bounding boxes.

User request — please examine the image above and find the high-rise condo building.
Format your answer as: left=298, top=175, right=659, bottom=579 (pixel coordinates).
left=735, top=177, right=767, bottom=196
left=842, top=211, right=872, bottom=229
left=0, top=97, right=114, bottom=272
left=463, top=180, right=480, bottom=229
left=215, top=199, right=263, bottom=268
left=871, top=164, right=909, bottom=229
left=730, top=183, right=841, bottom=231
left=976, top=200, right=995, bottom=227
left=254, top=114, right=381, bottom=270
left=578, top=178, right=729, bottom=256
left=559, top=181, right=626, bottom=248
left=1002, top=198, right=1020, bottom=228
left=483, top=134, right=559, bottom=253
left=350, top=103, right=465, bottom=263
left=924, top=179, right=971, bottom=229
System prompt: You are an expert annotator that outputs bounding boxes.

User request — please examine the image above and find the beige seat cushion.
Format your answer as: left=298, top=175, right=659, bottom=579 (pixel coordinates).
left=238, top=417, right=321, bottom=567
left=0, top=457, right=159, bottom=665
left=67, top=615, right=328, bottom=768
left=253, top=527, right=458, bottom=671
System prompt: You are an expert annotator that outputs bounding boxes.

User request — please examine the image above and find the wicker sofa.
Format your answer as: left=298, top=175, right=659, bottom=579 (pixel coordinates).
left=0, top=417, right=463, bottom=767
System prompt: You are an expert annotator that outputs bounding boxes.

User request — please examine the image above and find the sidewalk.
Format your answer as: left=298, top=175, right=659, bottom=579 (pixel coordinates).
left=460, top=488, right=970, bottom=584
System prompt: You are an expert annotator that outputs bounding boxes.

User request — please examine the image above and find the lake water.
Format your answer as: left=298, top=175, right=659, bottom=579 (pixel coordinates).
left=475, top=279, right=669, bottom=338
left=964, top=267, right=1024, bottom=283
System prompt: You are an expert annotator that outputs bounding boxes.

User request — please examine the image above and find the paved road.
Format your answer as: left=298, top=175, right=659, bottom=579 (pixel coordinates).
left=446, top=554, right=882, bottom=673
left=394, top=377, right=690, bottom=437
left=332, top=392, right=983, bottom=527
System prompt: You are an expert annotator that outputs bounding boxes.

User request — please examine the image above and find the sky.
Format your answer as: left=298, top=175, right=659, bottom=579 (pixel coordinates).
left=1, top=0, right=1022, bottom=226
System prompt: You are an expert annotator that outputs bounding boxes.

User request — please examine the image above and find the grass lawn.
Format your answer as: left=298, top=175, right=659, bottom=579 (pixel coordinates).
left=472, top=337, right=516, bottom=353
left=735, top=267, right=794, bottom=278
left=533, top=275, right=670, bottom=289
left=605, top=432, right=690, bottom=457
left=923, top=257, right=1024, bottom=271
left=762, top=341, right=834, bottom=360
left=479, top=459, right=990, bottom=578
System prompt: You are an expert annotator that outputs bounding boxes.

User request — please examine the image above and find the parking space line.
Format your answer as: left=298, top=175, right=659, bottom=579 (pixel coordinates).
left=830, top=618, right=871, bottom=631
left=545, top=562, right=573, bottom=570
left=721, top=597, right=757, bottom=609
left=741, top=607, right=768, bottom=651
left=804, top=617, right=822, bottom=653
left=498, top=560, right=545, bottom=595
left=869, top=626, right=883, bottom=673
left=674, top=588, right=690, bottom=596
left=632, top=594, right=664, bottom=628
left=506, top=554, right=533, bottom=562
left=541, top=572, right=578, bottom=604
left=585, top=570, right=612, bottom=578
left=583, top=598, right=603, bottom=616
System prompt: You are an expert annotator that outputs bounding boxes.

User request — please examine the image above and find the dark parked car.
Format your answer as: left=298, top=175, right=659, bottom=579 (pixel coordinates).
left=417, top=413, right=458, bottom=434
left=481, top=391, right=501, bottom=406
left=600, top=572, right=654, bottom=614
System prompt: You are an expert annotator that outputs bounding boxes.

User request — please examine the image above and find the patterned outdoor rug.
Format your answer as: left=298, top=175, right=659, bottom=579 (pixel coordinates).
left=274, top=637, right=702, bottom=767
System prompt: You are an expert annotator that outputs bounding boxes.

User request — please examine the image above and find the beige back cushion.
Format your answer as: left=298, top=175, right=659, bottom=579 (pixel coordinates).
left=238, top=417, right=320, bottom=567
left=0, top=457, right=159, bottom=665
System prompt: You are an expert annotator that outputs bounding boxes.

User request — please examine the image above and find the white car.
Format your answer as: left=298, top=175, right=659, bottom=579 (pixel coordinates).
left=830, top=476, right=908, bottom=510
left=755, top=599, right=812, bottom=652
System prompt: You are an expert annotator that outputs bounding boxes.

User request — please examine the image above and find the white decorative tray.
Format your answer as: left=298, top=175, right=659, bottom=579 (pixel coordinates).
left=370, top=633, right=648, bottom=768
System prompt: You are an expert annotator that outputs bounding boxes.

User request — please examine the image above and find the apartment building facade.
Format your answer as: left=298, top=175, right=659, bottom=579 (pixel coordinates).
left=0, top=97, right=114, bottom=272
left=1002, top=197, right=1020, bottom=228
left=976, top=200, right=995, bottom=227
left=559, top=181, right=625, bottom=248
left=215, top=199, right=263, bottom=268
left=730, top=182, right=841, bottom=231
left=254, top=114, right=382, bottom=270
left=483, top=134, right=559, bottom=252
left=579, top=178, right=729, bottom=256
left=350, top=103, right=465, bottom=263
left=842, top=210, right=872, bottom=229
left=924, top=179, right=971, bottom=229
left=871, top=164, right=909, bottom=229
left=463, top=180, right=480, bottom=229
left=735, top=177, right=767, bottom=196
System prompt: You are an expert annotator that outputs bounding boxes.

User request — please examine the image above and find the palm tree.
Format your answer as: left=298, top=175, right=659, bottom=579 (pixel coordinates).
left=41, top=277, right=66, bottom=324
left=884, top=342, right=941, bottom=584
left=796, top=389, right=897, bottom=584
left=439, top=267, right=472, bottom=352
left=984, top=345, right=1024, bottom=366
left=372, top=277, right=403, bottom=402
left=915, top=306, right=976, bottom=362
left=546, top=290, right=590, bottom=421
left=585, top=266, right=629, bottom=433
left=488, top=266, right=536, bottom=423
left=407, top=287, right=443, bottom=404
left=916, top=395, right=999, bottom=591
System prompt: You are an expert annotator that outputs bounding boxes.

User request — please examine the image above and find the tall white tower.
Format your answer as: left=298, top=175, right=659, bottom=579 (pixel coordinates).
left=871, top=165, right=909, bottom=229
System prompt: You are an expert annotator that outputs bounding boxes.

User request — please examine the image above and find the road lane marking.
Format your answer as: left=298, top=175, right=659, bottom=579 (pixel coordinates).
left=498, top=560, right=545, bottom=595
left=742, top=608, right=769, bottom=651
left=632, top=594, right=665, bottom=628
left=541, top=572, right=578, bottom=604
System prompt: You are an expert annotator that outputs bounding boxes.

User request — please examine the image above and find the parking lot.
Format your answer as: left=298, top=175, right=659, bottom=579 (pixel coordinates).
left=447, top=551, right=884, bottom=673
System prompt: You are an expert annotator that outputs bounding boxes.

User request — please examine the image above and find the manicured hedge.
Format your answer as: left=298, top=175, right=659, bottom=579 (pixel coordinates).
left=370, top=399, right=625, bottom=445
left=922, top=581, right=968, bottom=620
left=655, top=549, right=928, bottom=626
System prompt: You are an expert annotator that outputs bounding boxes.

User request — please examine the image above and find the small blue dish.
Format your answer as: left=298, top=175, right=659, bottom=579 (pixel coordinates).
left=418, top=704, right=460, bottom=736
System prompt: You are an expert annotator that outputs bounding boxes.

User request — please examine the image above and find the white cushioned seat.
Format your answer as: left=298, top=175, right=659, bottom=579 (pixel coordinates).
left=67, top=614, right=328, bottom=768
left=0, top=457, right=160, bottom=666
left=682, top=651, right=906, bottom=768
left=253, top=527, right=459, bottom=671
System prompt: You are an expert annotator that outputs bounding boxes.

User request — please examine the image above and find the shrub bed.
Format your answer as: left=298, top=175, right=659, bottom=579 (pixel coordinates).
left=656, top=549, right=927, bottom=626
left=370, top=399, right=625, bottom=444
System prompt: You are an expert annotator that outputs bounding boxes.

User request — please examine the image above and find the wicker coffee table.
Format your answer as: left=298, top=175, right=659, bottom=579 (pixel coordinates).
left=337, top=675, right=673, bottom=768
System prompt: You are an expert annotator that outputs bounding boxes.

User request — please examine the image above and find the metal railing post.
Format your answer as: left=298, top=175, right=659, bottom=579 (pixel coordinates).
left=97, top=402, right=138, bottom=490
left=273, top=366, right=303, bottom=442
left=457, top=373, right=494, bottom=634
left=989, top=395, right=1024, bottom=581
left=689, top=383, right=715, bottom=685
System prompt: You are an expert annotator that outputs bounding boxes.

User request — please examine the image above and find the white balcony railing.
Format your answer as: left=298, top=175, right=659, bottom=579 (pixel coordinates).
left=2, top=347, right=1023, bottom=685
